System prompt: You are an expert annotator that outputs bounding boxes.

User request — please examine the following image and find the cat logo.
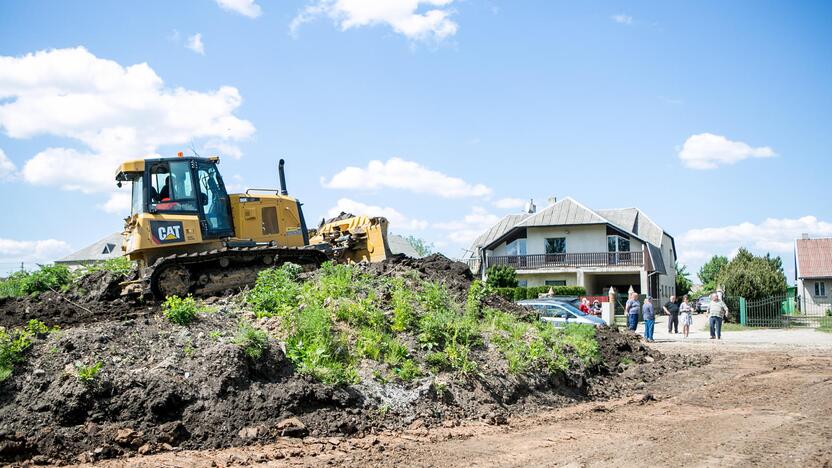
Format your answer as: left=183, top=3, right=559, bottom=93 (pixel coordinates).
left=150, top=221, right=185, bottom=245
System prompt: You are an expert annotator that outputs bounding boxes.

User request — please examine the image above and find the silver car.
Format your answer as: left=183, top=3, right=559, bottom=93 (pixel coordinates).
left=517, top=299, right=607, bottom=328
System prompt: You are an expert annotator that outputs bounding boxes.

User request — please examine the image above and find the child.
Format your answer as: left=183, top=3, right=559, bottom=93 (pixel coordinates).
left=679, top=295, right=693, bottom=338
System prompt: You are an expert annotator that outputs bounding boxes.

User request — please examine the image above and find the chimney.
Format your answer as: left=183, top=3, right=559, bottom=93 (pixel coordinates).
left=547, top=196, right=557, bottom=205
left=801, top=233, right=810, bottom=240
left=525, top=198, right=536, bottom=214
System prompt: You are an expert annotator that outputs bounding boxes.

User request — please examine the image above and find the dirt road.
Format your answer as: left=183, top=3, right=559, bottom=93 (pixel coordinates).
left=92, top=338, right=832, bottom=468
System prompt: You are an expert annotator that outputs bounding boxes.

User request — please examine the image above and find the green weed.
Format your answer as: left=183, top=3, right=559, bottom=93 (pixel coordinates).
left=76, top=361, right=102, bottom=383
left=161, top=295, right=200, bottom=325
left=390, top=278, right=417, bottom=332
left=246, top=264, right=303, bottom=319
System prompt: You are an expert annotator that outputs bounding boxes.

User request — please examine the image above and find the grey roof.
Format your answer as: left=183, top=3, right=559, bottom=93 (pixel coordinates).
left=516, top=197, right=607, bottom=228
left=597, top=208, right=664, bottom=246
left=56, top=233, right=123, bottom=264
left=468, top=213, right=531, bottom=254
left=646, top=244, right=667, bottom=274
left=387, top=234, right=422, bottom=258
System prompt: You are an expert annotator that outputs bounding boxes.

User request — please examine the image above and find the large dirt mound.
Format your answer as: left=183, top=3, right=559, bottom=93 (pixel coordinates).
left=0, top=270, right=150, bottom=330
left=0, top=255, right=706, bottom=465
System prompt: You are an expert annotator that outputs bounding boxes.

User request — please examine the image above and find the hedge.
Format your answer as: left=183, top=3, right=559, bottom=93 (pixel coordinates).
left=493, top=286, right=587, bottom=301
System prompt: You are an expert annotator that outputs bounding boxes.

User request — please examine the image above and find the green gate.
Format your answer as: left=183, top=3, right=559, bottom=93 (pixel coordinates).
left=744, top=294, right=826, bottom=328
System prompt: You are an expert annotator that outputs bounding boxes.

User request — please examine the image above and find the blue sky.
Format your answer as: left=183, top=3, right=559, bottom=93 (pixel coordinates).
left=1, top=0, right=831, bottom=282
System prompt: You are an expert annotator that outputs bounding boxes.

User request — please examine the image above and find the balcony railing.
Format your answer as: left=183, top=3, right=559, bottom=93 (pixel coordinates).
left=486, top=251, right=644, bottom=270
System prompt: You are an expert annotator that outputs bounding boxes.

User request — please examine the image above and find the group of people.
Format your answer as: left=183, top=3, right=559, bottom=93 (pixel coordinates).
left=624, top=292, right=729, bottom=341
left=578, top=297, right=603, bottom=316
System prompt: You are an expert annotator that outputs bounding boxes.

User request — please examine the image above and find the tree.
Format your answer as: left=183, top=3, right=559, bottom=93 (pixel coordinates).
left=698, top=255, right=728, bottom=292
left=716, top=248, right=787, bottom=300
left=675, top=262, right=693, bottom=298
left=404, top=235, right=434, bottom=257
left=485, top=265, right=517, bottom=288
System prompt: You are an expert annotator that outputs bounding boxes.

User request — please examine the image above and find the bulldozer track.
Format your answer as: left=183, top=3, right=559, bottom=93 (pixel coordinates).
left=146, top=245, right=328, bottom=299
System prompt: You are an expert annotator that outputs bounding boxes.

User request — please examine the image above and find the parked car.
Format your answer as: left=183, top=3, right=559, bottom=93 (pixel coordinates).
left=696, top=295, right=711, bottom=313
left=516, top=299, right=606, bottom=328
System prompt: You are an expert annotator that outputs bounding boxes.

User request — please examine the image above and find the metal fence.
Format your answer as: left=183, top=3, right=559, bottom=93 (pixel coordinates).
left=742, top=294, right=830, bottom=328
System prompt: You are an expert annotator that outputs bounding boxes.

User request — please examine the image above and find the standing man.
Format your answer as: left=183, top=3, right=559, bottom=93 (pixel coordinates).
left=708, top=293, right=729, bottom=340
left=642, top=296, right=655, bottom=342
left=663, top=295, right=680, bottom=334
left=625, top=292, right=641, bottom=331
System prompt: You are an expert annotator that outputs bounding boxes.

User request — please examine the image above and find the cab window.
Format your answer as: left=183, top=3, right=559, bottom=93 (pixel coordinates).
left=149, top=161, right=197, bottom=212
left=130, top=174, right=144, bottom=215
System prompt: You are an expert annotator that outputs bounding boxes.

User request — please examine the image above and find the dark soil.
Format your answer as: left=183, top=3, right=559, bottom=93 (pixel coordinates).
left=0, top=256, right=707, bottom=465
left=0, top=271, right=151, bottom=330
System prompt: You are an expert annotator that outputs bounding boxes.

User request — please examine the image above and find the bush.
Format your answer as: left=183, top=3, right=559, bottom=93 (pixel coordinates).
left=0, top=320, right=55, bottom=381
left=161, top=295, right=200, bottom=325
left=493, top=285, right=587, bottom=301
left=82, top=257, right=134, bottom=276
left=485, top=265, right=517, bottom=288
left=233, top=322, right=269, bottom=360
left=0, top=327, right=33, bottom=381
left=76, top=361, right=103, bottom=383
left=465, top=280, right=493, bottom=316
left=0, top=271, right=28, bottom=299
left=3, top=265, right=73, bottom=298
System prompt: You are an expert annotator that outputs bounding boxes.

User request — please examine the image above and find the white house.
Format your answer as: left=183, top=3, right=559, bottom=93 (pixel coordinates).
left=466, top=197, right=677, bottom=303
left=794, top=235, right=832, bottom=314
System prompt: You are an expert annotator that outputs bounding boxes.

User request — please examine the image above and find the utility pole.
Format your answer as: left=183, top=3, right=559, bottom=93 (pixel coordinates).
left=20, top=262, right=24, bottom=272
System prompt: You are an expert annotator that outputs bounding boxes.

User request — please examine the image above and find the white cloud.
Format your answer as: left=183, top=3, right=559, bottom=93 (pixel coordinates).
left=0, top=47, right=254, bottom=197
left=99, top=192, right=131, bottom=214
left=216, top=0, right=262, bottom=18
left=322, top=158, right=491, bottom=198
left=186, top=33, right=205, bottom=55
left=291, top=0, right=459, bottom=41
left=677, top=215, right=832, bottom=280
left=203, top=140, right=243, bottom=159
left=325, top=198, right=428, bottom=231
left=493, top=197, right=527, bottom=210
left=611, top=14, right=633, bottom=24
left=678, top=133, right=776, bottom=170
left=0, top=148, right=16, bottom=180
left=0, top=238, right=73, bottom=263
left=433, top=206, right=500, bottom=244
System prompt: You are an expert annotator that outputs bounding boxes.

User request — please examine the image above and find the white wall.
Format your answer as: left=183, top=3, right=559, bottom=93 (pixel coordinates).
left=656, top=233, right=677, bottom=305
left=490, top=224, right=645, bottom=256
left=800, top=278, right=832, bottom=311
left=516, top=272, right=578, bottom=287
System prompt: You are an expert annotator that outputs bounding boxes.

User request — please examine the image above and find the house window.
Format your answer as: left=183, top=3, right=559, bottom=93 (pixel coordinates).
left=545, top=238, right=566, bottom=254
left=607, top=235, right=630, bottom=252
left=506, top=239, right=527, bottom=256
left=545, top=280, right=566, bottom=286
left=517, top=280, right=528, bottom=287
left=101, top=243, right=116, bottom=255
left=815, top=282, right=827, bottom=297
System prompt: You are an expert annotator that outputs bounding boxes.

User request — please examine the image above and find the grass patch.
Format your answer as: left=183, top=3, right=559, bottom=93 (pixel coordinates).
left=161, top=295, right=202, bottom=326
left=482, top=308, right=599, bottom=375
left=233, top=321, right=269, bottom=360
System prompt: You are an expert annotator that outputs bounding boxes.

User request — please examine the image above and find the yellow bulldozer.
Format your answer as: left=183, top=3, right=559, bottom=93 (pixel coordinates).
left=115, top=155, right=391, bottom=298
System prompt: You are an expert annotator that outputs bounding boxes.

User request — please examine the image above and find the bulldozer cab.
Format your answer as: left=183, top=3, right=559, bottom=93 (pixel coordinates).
left=121, top=157, right=234, bottom=240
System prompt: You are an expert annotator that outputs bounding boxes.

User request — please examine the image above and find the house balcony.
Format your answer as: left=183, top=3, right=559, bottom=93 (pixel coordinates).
left=485, top=251, right=644, bottom=271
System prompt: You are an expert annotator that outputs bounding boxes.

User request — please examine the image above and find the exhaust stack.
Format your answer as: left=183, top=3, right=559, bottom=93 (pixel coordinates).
left=278, top=159, right=288, bottom=195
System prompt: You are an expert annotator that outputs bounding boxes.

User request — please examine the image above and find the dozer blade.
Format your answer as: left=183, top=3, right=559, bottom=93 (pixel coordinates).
left=309, top=213, right=392, bottom=264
